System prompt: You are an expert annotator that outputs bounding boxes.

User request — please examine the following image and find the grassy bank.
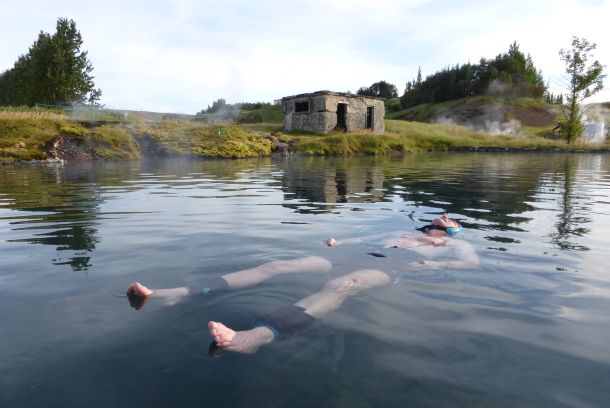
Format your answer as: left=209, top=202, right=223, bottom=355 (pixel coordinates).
left=0, top=114, right=276, bottom=163
left=130, top=121, right=274, bottom=157
left=384, top=120, right=594, bottom=151
left=279, top=120, right=607, bottom=154
left=1, top=111, right=608, bottom=164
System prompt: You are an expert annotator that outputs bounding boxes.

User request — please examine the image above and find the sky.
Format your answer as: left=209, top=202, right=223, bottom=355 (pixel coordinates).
left=1, top=0, right=609, bottom=114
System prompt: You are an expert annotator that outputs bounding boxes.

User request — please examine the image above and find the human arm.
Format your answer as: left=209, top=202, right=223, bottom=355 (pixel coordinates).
left=324, top=232, right=399, bottom=247
left=408, top=259, right=476, bottom=270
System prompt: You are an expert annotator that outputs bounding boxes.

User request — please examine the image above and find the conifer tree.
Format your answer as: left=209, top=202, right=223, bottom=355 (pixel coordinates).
left=0, top=18, right=101, bottom=106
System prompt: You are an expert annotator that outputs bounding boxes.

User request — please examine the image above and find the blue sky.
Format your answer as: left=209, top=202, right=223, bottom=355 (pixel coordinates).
left=1, top=0, right=609, bottom=113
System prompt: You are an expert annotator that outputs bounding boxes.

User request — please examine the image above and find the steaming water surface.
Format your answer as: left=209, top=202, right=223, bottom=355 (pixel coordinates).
left=2, top=153, right=610, bottom=407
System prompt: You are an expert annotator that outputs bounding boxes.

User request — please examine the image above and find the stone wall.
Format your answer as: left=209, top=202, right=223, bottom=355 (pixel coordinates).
left=283, top=92, right=384, bottom=133
left=289, top=111, right=335, bottom=133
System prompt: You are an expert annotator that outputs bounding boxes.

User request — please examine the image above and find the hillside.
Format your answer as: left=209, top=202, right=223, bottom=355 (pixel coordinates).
left=387, top=96, right=560, bottom=137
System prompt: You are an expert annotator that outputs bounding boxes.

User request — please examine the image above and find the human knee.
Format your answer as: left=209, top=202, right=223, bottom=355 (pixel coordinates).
left=323, top=272, right=375, bottom=293
left=323, top=275, right=355, bottom=292
left=306, top=256, right=332, bottom=271
left=356, top=269, right=391, bottom=286
left=324, top=269, right=389, bottom=292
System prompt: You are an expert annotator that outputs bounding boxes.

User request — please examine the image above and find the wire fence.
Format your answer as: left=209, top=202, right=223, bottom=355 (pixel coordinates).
left=30, top=103, right=193, bottom=123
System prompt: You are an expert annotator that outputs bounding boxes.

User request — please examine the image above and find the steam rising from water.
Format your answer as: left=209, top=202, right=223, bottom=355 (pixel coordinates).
left=582, top=104, right=610, bottom=144
left=434, top=103, right=522, bottom=136
left=436, top=116, right=522, bottom=136
left=197, top=104, right=242, bottom=124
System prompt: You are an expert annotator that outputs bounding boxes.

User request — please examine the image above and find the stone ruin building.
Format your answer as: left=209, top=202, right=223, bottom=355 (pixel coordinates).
left=281, top=91, right=385, bottom=133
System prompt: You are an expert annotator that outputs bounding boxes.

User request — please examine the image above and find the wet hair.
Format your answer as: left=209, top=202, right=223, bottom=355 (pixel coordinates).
left=416, top=224, right=447, bottom=232
left=416, top=223, right=463, bottom=235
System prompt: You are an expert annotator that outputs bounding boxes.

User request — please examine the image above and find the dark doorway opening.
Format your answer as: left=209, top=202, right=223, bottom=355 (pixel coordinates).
left=336, top=103, right=347, bottom=131
left=366, top=106, right=374, bottom=130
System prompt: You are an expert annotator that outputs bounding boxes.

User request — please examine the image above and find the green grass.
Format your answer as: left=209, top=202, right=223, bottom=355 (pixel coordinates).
left=236, top=104, right=284, bottom=124
left=1, top=118, right=277, bottom=162
left=90, top=125, right=142, bottom=159
left=386, top=96, right=559, bottom=123
left=288, top=132, right=404, bottom=155
left=384, top=120, right=605, bottom=151
left=0, top=118, right=61, bottom=161
left=275, top=119, right=607, bottom=155
left=0, top=117, right=148, bottom=162
left=0, top=106, right=69, bottom=121
left=1, top=106, right=608, bottom=164
left=239, top=123, right=283, bottom=133
left=269, top=119, right=600, bottom=155
left=131, top=122, right=275, bottom=158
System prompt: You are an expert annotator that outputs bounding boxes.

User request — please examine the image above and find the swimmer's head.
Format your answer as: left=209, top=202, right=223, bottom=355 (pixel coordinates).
left=417, top=214, right=463, bottom=235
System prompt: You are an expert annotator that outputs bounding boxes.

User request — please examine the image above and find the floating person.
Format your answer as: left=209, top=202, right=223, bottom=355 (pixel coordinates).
left=126, top=214, right=478, bottom=354
left=326, top=214, right=479, bottom=270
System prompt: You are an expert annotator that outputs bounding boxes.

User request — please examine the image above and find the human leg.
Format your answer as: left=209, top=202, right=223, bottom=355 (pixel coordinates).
left=127, top=282, right=189, bottom=308
left=221, top=256, right=332, bottom=289
left=208, top=322, right=276, bottom=354
left=126, top=256, right=332, bottom=309
left=294, top=268, right=391, bottom=319
left=208, top=269, right=391, bottom=354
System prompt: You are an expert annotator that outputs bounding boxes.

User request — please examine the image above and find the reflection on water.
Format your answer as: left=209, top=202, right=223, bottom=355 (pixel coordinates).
left=2, top=154, right=604, bottom=264
left=549, top=156, right=593, bottom=251
left=2, top=153, right=610, bottom=407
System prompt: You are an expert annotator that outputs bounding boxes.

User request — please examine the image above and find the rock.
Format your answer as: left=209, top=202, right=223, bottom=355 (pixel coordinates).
left=45, top=135, right=94, bottom=161
left=45, top=157, right=66, bottom=165
left=272, top=141, right=290, bottom=156
left=266, top=135, right=280, bottom=145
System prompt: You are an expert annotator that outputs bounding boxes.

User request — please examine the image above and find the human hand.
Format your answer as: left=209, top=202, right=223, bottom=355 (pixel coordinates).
left=324, top=237, right=337, bottom=247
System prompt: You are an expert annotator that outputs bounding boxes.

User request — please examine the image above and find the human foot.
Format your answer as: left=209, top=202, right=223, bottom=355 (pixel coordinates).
left=126, top=282, right=153, bottom=310
left=126, top=282, right=153, bottom=297
left=208, top=321, right=275, bottom=354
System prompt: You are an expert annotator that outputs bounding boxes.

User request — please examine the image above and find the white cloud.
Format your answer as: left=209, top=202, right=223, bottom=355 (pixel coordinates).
left=1, top=0, right=609, bottom=112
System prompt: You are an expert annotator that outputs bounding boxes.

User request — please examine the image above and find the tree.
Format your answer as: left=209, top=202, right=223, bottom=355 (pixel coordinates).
left=0, top=18, right=101, bottom=106
left=200, top=98, right=230, bottom=114
left=399, top=43, right=547, bottom=109
left=356, top=80, right=398, bottom=99
left=558, top=36, right=606, bottom=143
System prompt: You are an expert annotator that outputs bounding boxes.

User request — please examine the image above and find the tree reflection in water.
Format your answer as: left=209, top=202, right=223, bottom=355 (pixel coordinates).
left=278, top=153, right=600, bottom=251
left=550, top=156, right=592, bottom=251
